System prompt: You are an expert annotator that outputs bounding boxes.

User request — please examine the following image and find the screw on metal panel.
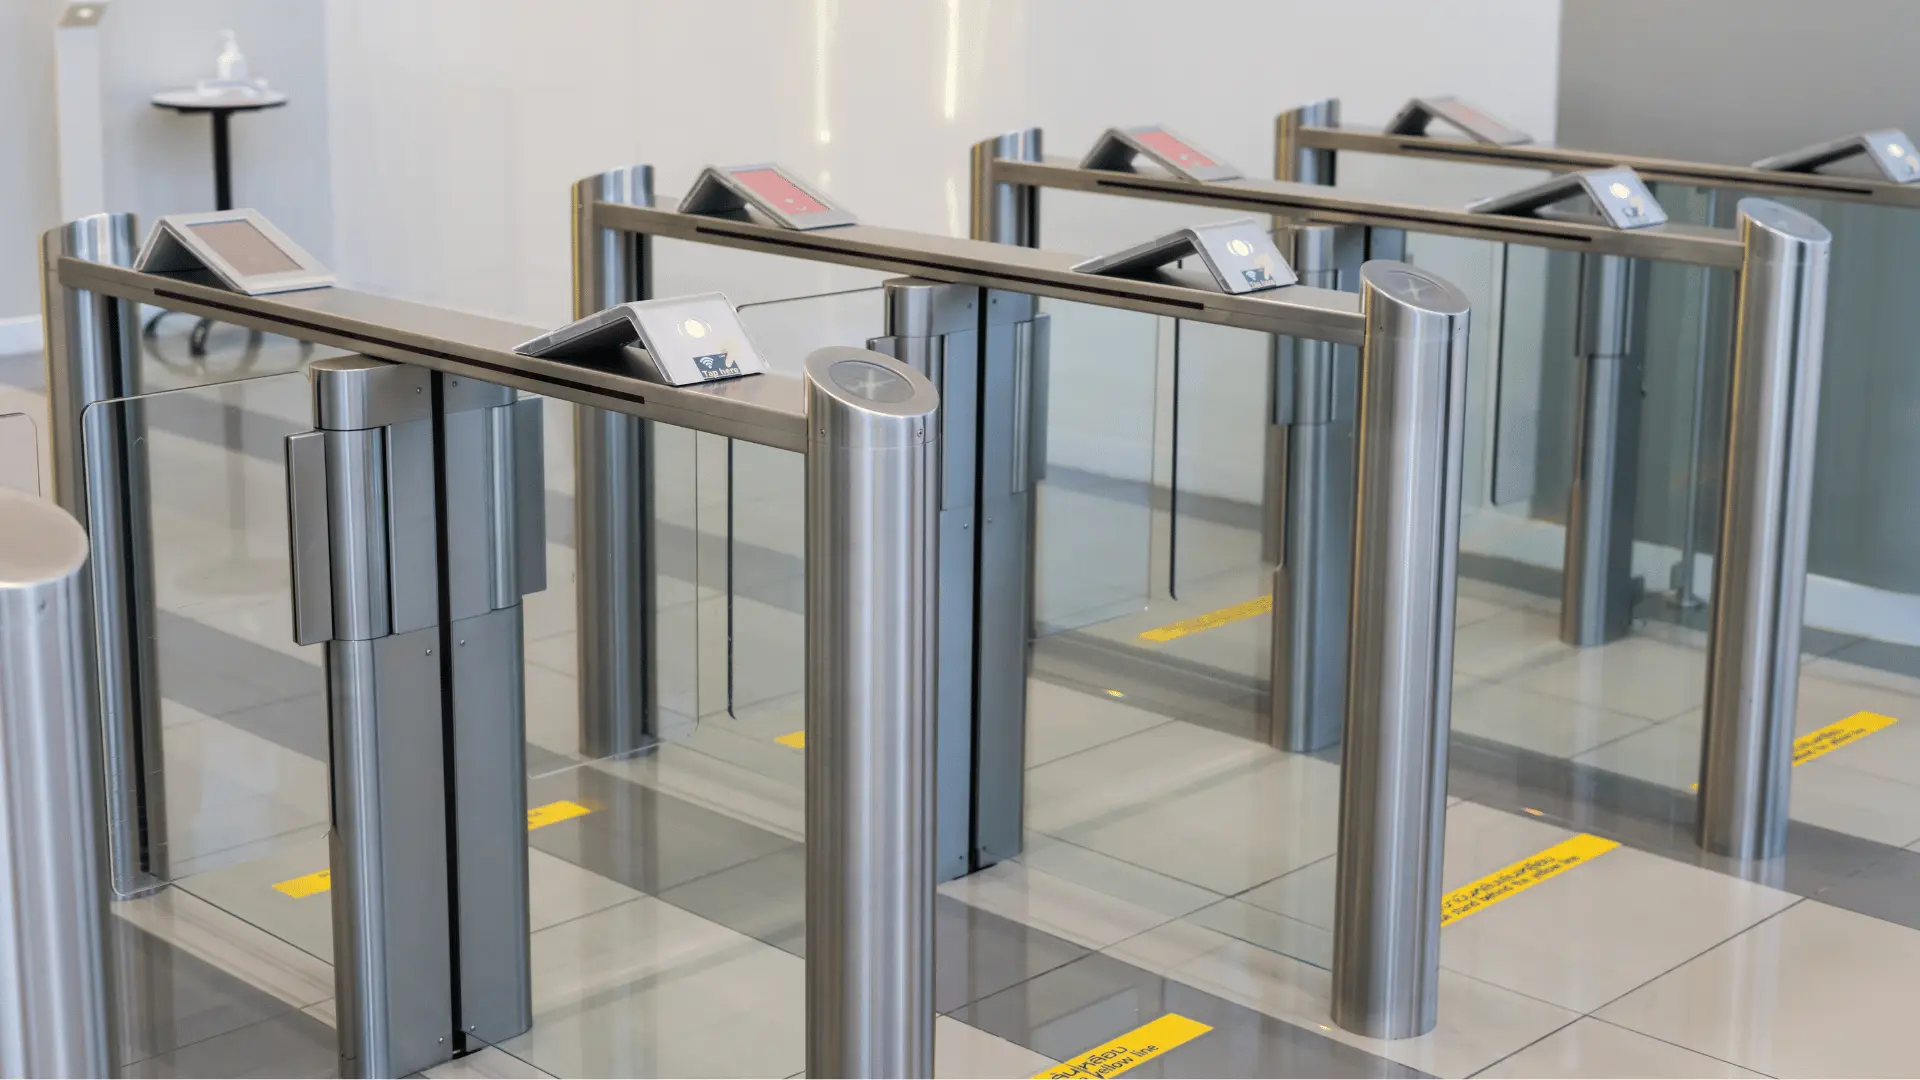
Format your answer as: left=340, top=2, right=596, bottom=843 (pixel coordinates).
left=426, top=648, right=434, bottom=655
left=415, top=387, right=422, bottom=394
left=458, top=639, right=467, bottom=646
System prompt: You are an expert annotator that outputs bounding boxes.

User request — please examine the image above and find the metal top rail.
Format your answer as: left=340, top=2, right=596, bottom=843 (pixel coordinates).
left=1290, top=114, right=1920, bottom=211
left=53, top=256, right=809, bottom=451
left=591, top=198, right=1369, bottom=345
left=986, top=149, right=1745, bottom=269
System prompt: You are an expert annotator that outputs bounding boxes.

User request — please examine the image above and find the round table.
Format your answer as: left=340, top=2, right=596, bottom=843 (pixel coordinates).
left=147, top=87, right=288, bottom=354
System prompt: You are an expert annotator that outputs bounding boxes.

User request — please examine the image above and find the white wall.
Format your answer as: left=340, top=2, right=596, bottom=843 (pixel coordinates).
left=323, top=0, right=1564, bottom=326
left=0, top=1, right=61, bottom=333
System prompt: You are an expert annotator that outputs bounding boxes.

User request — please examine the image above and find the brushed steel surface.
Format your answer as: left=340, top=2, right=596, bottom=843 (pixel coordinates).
left=1697, top=200, right=1833, bottom=860
left=1331, top=263, right=1471, bottom=1041
left=0, top=492, right=113, bottom=1078
left=804, top=346, right=939, bottom=1078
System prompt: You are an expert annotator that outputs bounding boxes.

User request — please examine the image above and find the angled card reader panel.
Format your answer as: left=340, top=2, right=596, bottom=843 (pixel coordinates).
left=1080, top=125, right=1242, bottom=182
left=1071, top=218, right=1295, bottom=295
left=1385, top=95, right=1533, bottom=146
left=1753, top=129, right=1920, bottom=183
left=514, top=293, right=769, bottom=387
left=677, top=163, right=857, bottom=230
left=1467, top=167, right=1668, bottom=230
left=134, top=208, right=335, bottom=295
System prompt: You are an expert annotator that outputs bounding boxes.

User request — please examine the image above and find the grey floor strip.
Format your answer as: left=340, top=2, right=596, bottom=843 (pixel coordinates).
left=110, top=915, right=334, bottom=1078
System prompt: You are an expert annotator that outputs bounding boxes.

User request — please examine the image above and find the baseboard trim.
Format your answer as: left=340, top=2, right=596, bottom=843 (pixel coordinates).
left=0, top=315, right=42, bottom=355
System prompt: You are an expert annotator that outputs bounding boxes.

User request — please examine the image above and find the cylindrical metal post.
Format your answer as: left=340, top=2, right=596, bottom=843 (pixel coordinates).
left=803, top=347, right=939, bottom=1079
left=970, top=129, right=1041, bottom=245
left=40, top=214, right=169, bottom=897
left=1275, top=99, right=1339, bottom=185
left=1560, top=253, right=1647, bottom=646
left=0, top=491, right=114, bottom=1078
left=1268, top=224, right=1357, bottom=753
left=1696, top=200, right=1832, bottom=860
left=570, top=167, right=660, bottom=759
left=1331, top=263, right=1471, bottom=1041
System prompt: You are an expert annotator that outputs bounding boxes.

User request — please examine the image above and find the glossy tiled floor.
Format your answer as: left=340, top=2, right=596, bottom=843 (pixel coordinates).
left=14, top=324, right=1920, bottom=1079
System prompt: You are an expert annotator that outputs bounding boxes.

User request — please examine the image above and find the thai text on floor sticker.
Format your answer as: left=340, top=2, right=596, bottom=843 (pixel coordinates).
left=1440, top=833, right=1618, bottom=927
left=271, top=799, right=592, bottom=898
left=776, top=730, right=806, bottom=749
left=1032, top=1013, right=1211, bottom=1079
left=1690, top=711, right=1900, bottom=789
left=1792, top=711, right=1897, bottom=765
left=1138, top=596, right=1271, bottom=643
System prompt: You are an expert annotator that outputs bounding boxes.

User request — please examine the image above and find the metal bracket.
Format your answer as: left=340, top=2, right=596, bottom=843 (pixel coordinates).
left=1469, top=168, right=1668, bottom=230
left=1753, top=129, right=1920, bottom=183
left=678, top=163, right=857, bottom=230
left=1385, top=95, right=1532, bottom=146
left=1072, top=218, right=1297, bottom=294
left=1080, top=125, right=1241, bottom=182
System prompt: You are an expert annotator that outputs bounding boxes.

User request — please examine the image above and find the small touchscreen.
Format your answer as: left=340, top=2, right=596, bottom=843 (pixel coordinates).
left=1134, top=129, right=1216, bottom=169
left=187, top=219, right=302, bottom=276
left=732, top=168, right=830, bottom=216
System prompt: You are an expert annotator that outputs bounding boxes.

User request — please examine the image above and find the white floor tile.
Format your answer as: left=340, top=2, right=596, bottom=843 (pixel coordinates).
left=1024, top=681, right=1173, bottom=768
left=1511, top=635, right=1705, bottom=722
left=935, top=1015, right=1055, bottom=1078
left=938, top=860, right=1174, bottom=952
left=112, top=885, right=332, bottom=1010
left=1106, top=919, right=1577, bottom=1078
left=1477, top=1017, right=1765, bottom=1079
left=1598, top=899, right=1920, bottom=1078
left=421, top=1046, right=556, bottom=1079
left=1451, top=677, right=1654, bottom=760
left=1452, top=610, right=1572, bottom=681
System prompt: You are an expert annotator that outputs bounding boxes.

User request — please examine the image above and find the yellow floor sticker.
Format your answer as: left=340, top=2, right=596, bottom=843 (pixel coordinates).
left=776, top=730, right=806, bottom=749
left=1792, top=711, right=1898, bottom=765
left=273, top=869, right=331, bottom=899
left=1441, top=833, right=1618, bottom=927
left=1691, top=711, right=1900, bottom=789
left=1033, top=1013, right=1212, bottom=1079
left=273, top=799, right=592, bottom=898
left=1138, top=595, right=1271, bottom=643
left=525, top=798, right=592, bottom=830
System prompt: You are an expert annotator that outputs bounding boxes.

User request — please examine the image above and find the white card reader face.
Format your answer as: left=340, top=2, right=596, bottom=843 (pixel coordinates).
left=513, top=294, right=769, bottom=388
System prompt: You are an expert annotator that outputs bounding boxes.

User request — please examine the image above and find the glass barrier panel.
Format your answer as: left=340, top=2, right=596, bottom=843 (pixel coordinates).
left=1031, top=297, right=1163, bottom=638
left=0, top=411, right=41, bottom=495
left=135, top=314, right=330, bottom=394
left=80, top=370, right=331, bottom=955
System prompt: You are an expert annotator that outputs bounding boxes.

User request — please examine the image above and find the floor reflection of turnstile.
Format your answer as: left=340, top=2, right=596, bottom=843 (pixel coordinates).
left=971, top=119, right=1832, bottom=862
left=572, top=172, right=1472, bottom=1038
left=43, top=221, right=940, bottom=1078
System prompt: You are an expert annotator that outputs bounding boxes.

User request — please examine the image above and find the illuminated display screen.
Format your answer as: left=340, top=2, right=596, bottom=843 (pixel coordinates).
left=732, top=168, right=830, bottom=216
left=187, top=219, right=302, bottom=275
left=1134, top=129, right=1216, bottom=169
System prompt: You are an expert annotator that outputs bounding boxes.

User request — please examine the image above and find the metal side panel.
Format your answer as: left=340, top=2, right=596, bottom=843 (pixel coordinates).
left=326, top=627, right=452, bottom=1079
left=439, top=407, right=496, bottom=623
left=385, top=418, right=441, bottom=635
left=972, top=315, right=1034, bottom=868
left=449, top=604, right=533, bottom=1044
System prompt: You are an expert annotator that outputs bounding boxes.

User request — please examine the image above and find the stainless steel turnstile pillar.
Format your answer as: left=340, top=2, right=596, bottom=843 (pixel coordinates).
left=868, top=279, right=1047, bottom=879
left=803, top=347, right=939, bottom=1079
left=1696, top=201, right=1832, bottom=860
left=286, top=356, right=543, bottom=1078
left=0, top=492, right=115, bottom=1078
left=972, top=129, right=1041, bottom=247
left=39, top=213, right=168, bottom=897
left=1332, top=263, right=1470, bottom=1041
left=1275, top=99, right=1340, bottom=186
left=1561, top=254, right=1648, bottom=645
left=572, top=166, right=660, bottom=759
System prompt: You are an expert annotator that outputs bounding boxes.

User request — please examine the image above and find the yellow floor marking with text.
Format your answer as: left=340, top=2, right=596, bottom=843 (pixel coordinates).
left=1033, top=1013, right=1212, bottom=1079
left=1138, top=596, right=1271, bottom=643
left=1690, top=711, right=1899, bottom=789
left=272, top=799, right=592, bottom=898
left=1441, top=833, right=1619, bottom=927
left=776, top=730, right=806, bottom=749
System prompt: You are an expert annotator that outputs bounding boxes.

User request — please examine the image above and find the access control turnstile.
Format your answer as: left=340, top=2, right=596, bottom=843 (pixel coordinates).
left=970, top=120, right=1832, bottom=863
left=572, top=170, right=1472, bottom=1039
left=42, top=217, right=940, bottom=1078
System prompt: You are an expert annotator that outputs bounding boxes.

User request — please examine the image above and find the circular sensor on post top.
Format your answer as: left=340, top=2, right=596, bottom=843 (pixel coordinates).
left=830, top=360, right=914, bottom=404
